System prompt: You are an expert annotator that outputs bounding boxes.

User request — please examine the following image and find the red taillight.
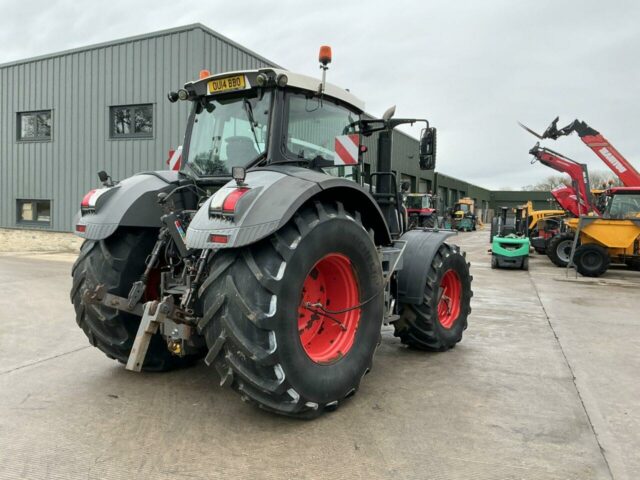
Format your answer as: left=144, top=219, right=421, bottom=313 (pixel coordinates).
left=222, top=188, right=250, bottom=214
left=209, top=234, right=228, bottom=244
left=76, top=224, right=86, bottom=233
left=81, top=189, right=97, bottom=207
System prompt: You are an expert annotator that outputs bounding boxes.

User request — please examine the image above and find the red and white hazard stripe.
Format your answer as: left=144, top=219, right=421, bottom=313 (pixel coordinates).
left=334, top=134, right=359, bottom=165
left=81, top=188, right=110, bottom=208
left=167, top=145, right=183, bottom=171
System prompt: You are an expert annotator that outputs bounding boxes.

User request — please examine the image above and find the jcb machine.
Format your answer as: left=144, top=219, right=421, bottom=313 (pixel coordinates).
left=491, top=206, right=530, bottom=270
left=452, top=197, right=476, bottom=231
left=405, top=193, right=437, bottom=228
left=568, top=187, right=640, bottom=276
left=71, top=48, right=472, bottom=418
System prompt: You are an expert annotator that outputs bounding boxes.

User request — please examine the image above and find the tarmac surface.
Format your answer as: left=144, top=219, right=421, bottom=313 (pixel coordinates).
left=0, top=230, right=638, bottom=479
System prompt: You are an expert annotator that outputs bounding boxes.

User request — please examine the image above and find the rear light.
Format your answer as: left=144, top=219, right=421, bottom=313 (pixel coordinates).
left=222, top=188, right=249, bottom=213
left=210, top=187, right=250, bottom=218
left=76, top=224, right=86, bottom=233
left=209, top=234, right=228, bottom=244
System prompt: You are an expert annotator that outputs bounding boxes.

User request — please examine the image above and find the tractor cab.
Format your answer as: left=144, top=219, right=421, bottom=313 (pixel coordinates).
left=170, top=67, right=366, bottom=185
left=168, top=51, right=438, bottom=239
left=405, top=193, right=437, bottom=228
left=601, top=187, right=640, bottom=219
left=405, top=193, right=433, bottom=211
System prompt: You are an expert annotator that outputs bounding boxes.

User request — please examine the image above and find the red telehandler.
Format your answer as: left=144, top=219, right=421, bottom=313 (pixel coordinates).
left=528, top=143, right=600, bottom=216
left=522, top=117, right=640, bottom=187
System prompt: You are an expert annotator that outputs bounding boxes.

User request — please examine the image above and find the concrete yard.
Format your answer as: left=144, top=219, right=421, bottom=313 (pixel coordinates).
left=0, top=231, right=638, bottom=480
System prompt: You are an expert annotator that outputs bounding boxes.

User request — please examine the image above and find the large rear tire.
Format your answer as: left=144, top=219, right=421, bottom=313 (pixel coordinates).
left=547, top=233, right=575, bottom=268
left=70, top=229, right=200, bottom=371
left=393, top=244, right=472, bottom=351
left=198, top=201, right=384, bottom=418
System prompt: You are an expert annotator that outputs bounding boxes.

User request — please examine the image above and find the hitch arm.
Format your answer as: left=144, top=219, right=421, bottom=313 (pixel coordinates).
left=82, top=284, right=188, bottom=323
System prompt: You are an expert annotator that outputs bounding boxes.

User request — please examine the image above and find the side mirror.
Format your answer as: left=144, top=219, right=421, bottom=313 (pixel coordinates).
left=419, top=127, right=437, bottom=170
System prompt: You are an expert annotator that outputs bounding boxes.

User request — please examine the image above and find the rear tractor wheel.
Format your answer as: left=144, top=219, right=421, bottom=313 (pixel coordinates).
left=198, top=201, right=384, bottom=418
left=393, top=244, right=472, bottom=351
left=421, top=215, right=436, bottom=228
left=70, top=229, right=201, bottom=371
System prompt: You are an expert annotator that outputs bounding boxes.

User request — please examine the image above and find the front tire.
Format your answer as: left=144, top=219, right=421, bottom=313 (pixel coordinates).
left=70, top=229, right=199, bottom=371
left=198, top=201, right=384, bottom=418
left=393, top=244, right=472, bottom=351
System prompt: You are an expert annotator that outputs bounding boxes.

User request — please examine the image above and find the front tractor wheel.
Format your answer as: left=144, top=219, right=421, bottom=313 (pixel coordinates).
left=394, top=244, right=472, bottom=350
left=198, top=201, right=384, bottom=418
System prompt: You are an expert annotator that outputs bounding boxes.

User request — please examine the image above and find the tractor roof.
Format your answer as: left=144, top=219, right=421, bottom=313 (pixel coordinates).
left=190, top=68, right=365, bottom=112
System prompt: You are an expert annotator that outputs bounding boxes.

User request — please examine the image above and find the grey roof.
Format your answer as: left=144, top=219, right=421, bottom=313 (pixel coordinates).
left=0, top=23, right=282, bottom=69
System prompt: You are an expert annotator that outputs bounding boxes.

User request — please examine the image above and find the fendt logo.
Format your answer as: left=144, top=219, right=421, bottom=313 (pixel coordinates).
left=599, top=147, right=627, bottom=173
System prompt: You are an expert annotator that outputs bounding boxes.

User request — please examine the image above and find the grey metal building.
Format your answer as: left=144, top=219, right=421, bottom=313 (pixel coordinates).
left=1, top=23, right=492, bottom=232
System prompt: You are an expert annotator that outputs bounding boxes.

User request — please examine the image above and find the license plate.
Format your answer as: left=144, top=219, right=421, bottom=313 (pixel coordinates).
left=208, top=75, right=246, bottom=94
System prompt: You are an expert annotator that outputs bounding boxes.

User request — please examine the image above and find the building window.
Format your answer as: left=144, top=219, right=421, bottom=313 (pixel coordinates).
left=17, top=110, right=52, bottom=141
left=110, top=104, right=153, bottom=138
left=17, top=199, right=51, bottom=225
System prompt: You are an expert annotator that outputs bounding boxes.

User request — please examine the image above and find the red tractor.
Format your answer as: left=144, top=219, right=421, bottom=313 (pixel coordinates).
left=71, top=49, right=472, bottom=418
left=405, top=193, right=437, bottom=228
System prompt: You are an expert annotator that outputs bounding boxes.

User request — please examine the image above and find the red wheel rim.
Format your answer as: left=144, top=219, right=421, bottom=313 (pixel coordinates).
left=437, top=269, right=462, bottom=329
left=298, top=253, right=361, bottom=364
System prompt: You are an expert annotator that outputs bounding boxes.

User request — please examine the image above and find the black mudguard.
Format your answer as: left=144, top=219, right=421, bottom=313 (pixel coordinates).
left=397, top=229, right=458, bottom=304
left=74, top=171, right=180, bottom=240
left=186, top=165, right=391, bottom=249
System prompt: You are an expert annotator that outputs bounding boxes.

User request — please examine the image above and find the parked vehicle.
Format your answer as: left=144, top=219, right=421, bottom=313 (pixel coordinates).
left=71, top=48, right=472, bottom=418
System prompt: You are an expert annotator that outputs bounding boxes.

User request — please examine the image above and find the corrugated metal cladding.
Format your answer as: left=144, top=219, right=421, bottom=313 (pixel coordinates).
left=0, top=24, right=274, bottom=232
left=1, top=22, right=494, bottom=232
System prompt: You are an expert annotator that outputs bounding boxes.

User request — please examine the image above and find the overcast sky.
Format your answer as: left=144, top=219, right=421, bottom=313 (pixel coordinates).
left=2, top=0, right=639, bottom=189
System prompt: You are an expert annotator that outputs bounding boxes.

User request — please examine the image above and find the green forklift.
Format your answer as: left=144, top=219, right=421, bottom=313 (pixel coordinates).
left=491, top=206, right=530, bottom=270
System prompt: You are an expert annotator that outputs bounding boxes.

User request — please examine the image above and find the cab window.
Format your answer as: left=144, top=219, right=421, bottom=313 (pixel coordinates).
left=606, top=193, right=640, bottom=218
left=285, top=93, right=359, bottom=179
